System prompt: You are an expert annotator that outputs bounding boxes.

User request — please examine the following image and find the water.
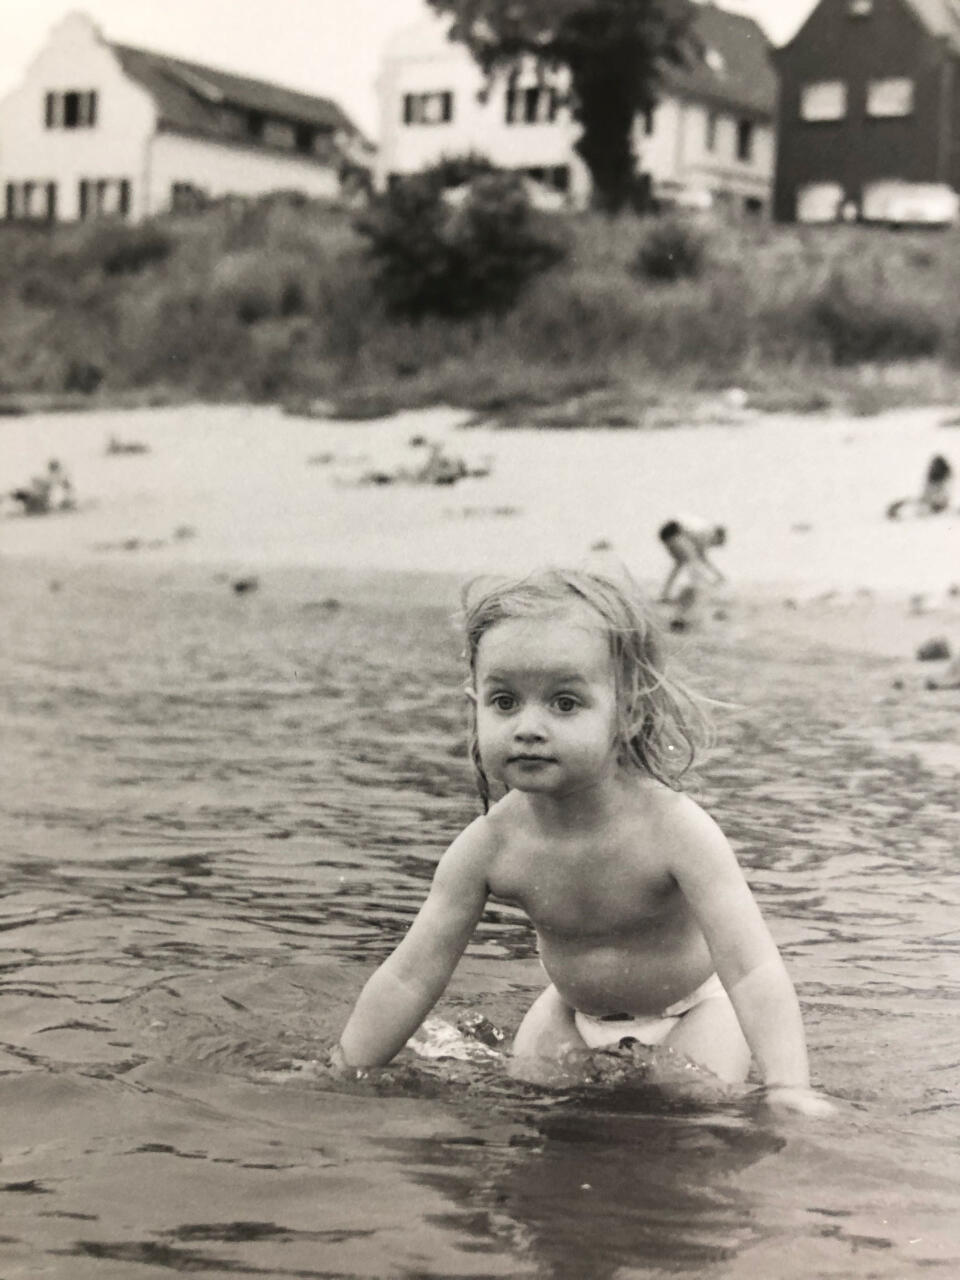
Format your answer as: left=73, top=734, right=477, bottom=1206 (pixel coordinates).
left=1, top=557, right=958, bottom=1279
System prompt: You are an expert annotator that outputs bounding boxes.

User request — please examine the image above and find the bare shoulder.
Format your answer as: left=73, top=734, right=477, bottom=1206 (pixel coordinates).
left=633, top=780, right=736, bottom=872
left=432, top=810, right=502, bottom=892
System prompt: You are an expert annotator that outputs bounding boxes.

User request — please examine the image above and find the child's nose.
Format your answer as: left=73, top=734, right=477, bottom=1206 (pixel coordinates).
left=514, top=707, right=547, bottom=740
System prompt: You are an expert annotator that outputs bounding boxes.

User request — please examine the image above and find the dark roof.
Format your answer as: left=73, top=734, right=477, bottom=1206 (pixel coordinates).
left=662, top=2, right=776, bottom=117
left=112, top=43, right=366, bottom=154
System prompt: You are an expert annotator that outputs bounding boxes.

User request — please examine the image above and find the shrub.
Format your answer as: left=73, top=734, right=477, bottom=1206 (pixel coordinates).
left=84, top=224, right=174, bottom=276
left=632, top=218, right=706, bottom=282
left=809, top=269, right=941, bottom=365
left=356, top=167, right=565, bottom=319
left=210, top=250, right=311, bottom=324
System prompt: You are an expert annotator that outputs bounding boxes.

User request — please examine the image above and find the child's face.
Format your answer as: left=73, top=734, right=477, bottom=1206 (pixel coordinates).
left=473, top=605, right=620, bottom=798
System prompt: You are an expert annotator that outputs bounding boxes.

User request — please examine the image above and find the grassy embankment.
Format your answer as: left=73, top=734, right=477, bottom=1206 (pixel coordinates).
left=3, top=196, right=960, bottom=421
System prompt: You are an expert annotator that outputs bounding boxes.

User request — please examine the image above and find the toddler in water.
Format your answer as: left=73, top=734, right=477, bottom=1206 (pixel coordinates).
left=336, top=567, right=833, bottom=1116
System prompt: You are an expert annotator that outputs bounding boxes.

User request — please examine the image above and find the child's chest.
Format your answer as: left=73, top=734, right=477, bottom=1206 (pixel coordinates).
left=488, top=829, right=678, bottom=936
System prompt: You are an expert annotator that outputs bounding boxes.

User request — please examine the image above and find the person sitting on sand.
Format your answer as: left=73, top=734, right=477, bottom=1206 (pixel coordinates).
left=658, top=516, right=726, bottom=602
left=334, top=566, right=834, bottom=1118
left=886, top=455, right=952, bottom=520
left=11, top=458, right=74, bottom=515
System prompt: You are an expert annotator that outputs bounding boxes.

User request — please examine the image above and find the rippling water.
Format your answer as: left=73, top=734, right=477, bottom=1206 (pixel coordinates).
left=1, top=558, right=958, bottom=1279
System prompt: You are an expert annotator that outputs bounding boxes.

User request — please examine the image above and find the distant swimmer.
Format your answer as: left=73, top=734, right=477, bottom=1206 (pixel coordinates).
left=658, top=516, right=727, bottom=603
left=886, top=454, right=952, bottom=520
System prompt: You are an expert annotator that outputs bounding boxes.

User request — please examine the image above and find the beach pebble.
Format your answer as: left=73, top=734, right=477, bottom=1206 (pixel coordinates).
left=916, top=637, right=951, bottom=661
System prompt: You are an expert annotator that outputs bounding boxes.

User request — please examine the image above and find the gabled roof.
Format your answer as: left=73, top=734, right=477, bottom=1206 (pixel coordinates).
left=112, top=43, right=367, bottom=156
left=663, top=2, right=776, bottom=117
left=902, top=0, right=960, bottom=52
left=777, top=0, right=960, bottom=57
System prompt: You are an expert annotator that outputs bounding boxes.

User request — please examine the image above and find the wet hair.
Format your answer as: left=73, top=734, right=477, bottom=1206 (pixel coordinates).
left=461, top=566, right=712, bottom=811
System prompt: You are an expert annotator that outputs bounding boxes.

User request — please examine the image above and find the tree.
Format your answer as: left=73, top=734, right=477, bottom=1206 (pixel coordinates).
left=426, top=0, right=695, bottom=213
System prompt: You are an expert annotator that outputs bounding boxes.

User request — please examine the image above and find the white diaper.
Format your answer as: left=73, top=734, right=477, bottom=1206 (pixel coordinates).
left=573, top=973, right=726, bottom=1049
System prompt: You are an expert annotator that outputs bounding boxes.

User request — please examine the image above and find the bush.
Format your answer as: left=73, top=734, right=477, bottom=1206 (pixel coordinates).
left=632, top=218, right=706, bottom=282
left=84, top=224, right=174, bottom=276
left=356, top=167, right=565, bottom=319
left=210, top=250, right=310, bottom=324
left=810, top=269, right=941, bottom=365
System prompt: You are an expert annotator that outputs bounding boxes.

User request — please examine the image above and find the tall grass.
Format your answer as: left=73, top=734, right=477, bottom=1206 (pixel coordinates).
left=3, top=198, right=960, bottom=411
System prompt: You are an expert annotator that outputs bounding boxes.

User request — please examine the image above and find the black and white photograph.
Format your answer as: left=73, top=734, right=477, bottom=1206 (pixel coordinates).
left=1, top=1, right=958, bottom=1276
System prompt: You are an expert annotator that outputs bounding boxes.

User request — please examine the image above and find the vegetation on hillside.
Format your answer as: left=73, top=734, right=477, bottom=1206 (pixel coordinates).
left=4, top=188, right=960, bottom=419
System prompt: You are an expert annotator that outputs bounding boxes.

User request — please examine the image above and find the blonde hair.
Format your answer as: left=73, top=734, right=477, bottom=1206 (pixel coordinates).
left=461, top=566, right=711, bottom=811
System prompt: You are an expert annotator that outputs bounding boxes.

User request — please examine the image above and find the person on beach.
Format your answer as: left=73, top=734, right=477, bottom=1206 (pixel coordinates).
left=886, top=454, right=952, bottom=520
left=335, top=567, right=833, bottom=1117
left=10, top=458, right=75, bottom=516
left=658, top=517, right=726, bottom=602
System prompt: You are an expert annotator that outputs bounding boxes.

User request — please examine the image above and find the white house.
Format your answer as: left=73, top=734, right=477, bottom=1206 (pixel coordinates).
left=376, top=2, right=777, bottom=215
left=0, top=12, right=371, bottom=224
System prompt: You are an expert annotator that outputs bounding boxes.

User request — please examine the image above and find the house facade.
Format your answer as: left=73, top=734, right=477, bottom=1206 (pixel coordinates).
left=376, top=3, right=777, bottom=215
left=773, top=0, right=960, bottom=222
left=0, top=12, right=369, bottom=224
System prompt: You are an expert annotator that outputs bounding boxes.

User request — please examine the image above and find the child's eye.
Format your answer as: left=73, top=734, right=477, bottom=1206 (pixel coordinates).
left=490, top=693, right=517, bottom=711
left=552, top=695, right=580, bottom=713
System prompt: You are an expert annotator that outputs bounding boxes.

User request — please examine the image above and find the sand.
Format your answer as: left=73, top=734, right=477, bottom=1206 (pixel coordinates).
left=2, top=399, right=959, bottom=666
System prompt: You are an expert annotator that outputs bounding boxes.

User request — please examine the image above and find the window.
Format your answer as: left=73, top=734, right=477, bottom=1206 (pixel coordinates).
left=247, top=111, right=264, bottom=138
left=263, top=120, right=296, bottom=149
left=736, top=119, right=754, bottom=163
left=295, top=124, right=315, bottom=154
left=78, top=177, right=132, bottom=221
left=848, top=0, right=873, bottom=13
left=867, top=78, right=914, bottom=117
left=505, top=84, right=557, bottom=125
left=705, top=111, right=718, bottom=153
left=402, top=92, right=453, bottom=125
left=643, top=106, right=656, bottom=137
left=800, top=80, right=847, bottom=121
left=5, top=180, right=57, bottom=221
left=45, top=90, right=97, bottom=128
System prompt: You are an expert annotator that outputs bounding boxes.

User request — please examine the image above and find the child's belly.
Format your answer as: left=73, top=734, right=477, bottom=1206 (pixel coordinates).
left=539, top=930, right=715, bottom=1017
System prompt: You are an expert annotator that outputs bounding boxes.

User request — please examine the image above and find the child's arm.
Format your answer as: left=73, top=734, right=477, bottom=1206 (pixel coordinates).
left=337, top=818, right=492, bottom=1069
left=667, top=801, right=835, bottom=1116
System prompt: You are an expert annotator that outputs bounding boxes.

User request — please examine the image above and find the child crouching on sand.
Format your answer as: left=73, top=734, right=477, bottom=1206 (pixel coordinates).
left=336, top=567, right=834, bottom=1116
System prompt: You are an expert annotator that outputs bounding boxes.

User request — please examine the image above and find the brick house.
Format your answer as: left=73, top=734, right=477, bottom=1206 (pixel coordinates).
left=376, top=2, right=777, bottom=215
left=0, top=12, right=371, bottom=223
left=773, top=0, right=960, bottom=222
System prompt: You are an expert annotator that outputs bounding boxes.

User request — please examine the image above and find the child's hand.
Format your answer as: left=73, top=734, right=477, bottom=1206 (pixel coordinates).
left=762, top=1085, right=838, bottom=1118
left=327, top=1043, right=361, bottom=1079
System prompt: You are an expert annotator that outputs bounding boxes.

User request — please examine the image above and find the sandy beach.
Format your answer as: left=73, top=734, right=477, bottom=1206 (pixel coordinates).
left=2, top=399, right=959, bottom=665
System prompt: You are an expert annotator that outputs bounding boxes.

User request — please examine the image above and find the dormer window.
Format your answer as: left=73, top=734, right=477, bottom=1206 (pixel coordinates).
left=848, top=0, right=873, bottom=14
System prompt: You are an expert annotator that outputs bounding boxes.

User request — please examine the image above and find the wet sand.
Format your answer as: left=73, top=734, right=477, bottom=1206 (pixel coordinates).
left=1, top=400, right=958, bottom=666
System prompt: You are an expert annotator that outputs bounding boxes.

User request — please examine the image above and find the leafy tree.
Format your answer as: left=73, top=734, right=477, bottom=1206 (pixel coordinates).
left=426, top=0, right=695, bottom=212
